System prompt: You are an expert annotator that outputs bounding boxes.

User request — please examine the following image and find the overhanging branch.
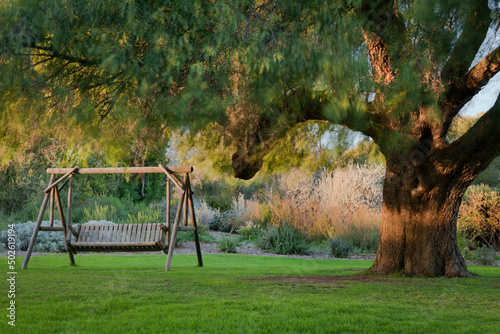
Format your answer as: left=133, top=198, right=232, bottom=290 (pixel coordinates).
left=442, top=0, right=491, bottom=86
left=445, top=95, right=500, bottom=182
left=440, top=45, right=500, bottom=137
left=30, top=45, right=98, bottom=67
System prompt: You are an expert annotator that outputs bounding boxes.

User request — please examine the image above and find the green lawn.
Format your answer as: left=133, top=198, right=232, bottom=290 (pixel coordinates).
left=1, top=253, right=499, bottom=333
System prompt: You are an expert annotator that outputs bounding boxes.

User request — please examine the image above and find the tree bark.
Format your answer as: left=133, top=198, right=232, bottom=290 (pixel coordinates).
left=371, top=158, right=471, bottom=277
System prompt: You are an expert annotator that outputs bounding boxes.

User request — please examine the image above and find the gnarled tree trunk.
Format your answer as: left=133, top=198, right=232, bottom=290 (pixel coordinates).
left=371, top=158, right=470, bottom=277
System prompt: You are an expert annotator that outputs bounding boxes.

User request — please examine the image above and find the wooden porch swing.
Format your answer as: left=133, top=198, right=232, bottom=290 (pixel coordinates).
left=21, top=165, right=203, bottom=271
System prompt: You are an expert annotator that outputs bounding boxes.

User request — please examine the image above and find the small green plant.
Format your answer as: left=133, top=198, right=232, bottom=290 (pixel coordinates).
left=83, top=202, right=118, bottom=222
left=329, top=237, right=354, bottom=258
left=127, top=206, right=162, bottom=224
left=217, top=236, right=239, bottom=253
left=176, top=224, right=216, bottom=243
left=473, top=246, right=498, bottom=265
left=237, top=221, right=262, bottom=241
left=257, top=223, right=309, bottom=255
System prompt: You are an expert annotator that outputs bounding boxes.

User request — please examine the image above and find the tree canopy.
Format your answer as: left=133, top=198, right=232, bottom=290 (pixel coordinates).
left=1, top=0, right=499, bottom=174
left=2, top=0, right=500, bottom=276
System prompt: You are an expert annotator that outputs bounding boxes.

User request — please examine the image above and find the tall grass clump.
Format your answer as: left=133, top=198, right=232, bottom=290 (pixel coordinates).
left=264, top=164, right=384, bottom=252
left=257, top=223, right=310, bottom=255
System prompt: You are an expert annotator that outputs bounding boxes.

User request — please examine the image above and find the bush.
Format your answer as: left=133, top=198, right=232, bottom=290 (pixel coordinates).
left=217, top=236, right=239, bottom=253
left=209, top=211, right=239, bottom=233
left=194, top=199, right=221, bottom=226
left=176, top=225, right=216, bottom=243
left=458, top=184, right=500, bottom=250
left=264, top=164, right=383, bottom=243
left=473, top=246, right=498, bottom=266
left=0, top=221, right=66, bottom=252
left=238, top=221, right=263, bottom=241
left=333, top=215, right=380, bottom=253
left=127, top=206, right=162, bottom=224
left=329, top=237, right=354, bottom=258
left=73, top=195, right=143, bottom=223
left=257, top=223, right=310, bottom=255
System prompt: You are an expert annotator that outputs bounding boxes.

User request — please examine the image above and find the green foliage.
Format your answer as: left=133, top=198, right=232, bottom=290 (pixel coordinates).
left=473, top=246, right=498, bottom=266
left=216, top=236, right=239, bottom=253
left=257, top=223, right=310, bottom=255
left=237, top=223, right=263, bottom=241
left=83, top=202, right=119, bottom=222
left=340, top=138, right=386, bottom=166
left=5, top=195, right=48, bottom=224
left=260, top=121, right=358, bottom=174
left=175, top=225, right=215, bottom=243
left=473, top=157, right=500, bottom=188
left=209, top=212, right=238, bottom=233
left=458, top=184, right=500, bottom=250
left=76, top=195, right=138, bottom=223
left=329, top=237, right=355, bottom=258
left=448, top=115, right=500, bottom=188
left=447, top=115, right=482, bottom=143
left=127, top=206, right=162, bottom=224
left=336, top=225, right=380, bottom=254
left=0, top=221, right=66, bottom=252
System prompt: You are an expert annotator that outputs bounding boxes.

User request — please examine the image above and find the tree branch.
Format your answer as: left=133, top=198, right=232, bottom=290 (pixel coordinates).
left=440, top=45, right=500, bottom=137
left=442, top=0, right=491, bottom=87
left=444, top=95, right=500, bottom=184
left=358, top=0, right=405, bottom=84
left=29, top=44, right=98, bottom=67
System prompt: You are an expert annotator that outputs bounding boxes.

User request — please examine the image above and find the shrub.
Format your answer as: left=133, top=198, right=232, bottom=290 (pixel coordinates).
left=264, top=164, right=383, bottom=248
left=257, top=223, right=310, bottom=255
left=209, top=211, right=239, bottom=233
left=329, top=237, right=354, bottom=258
left=473, top=246, right=498, bottom=266
left=238, top=221, right=263, bottom=241
left=217, top=236, right=239, bottom=253
left=231, top=193, right=261, bottom=223
left=7, top=195, right=47, bottom=224
left=127, top=206, right=162, bottom=224
left=329, top=208, right=381, bottom=253
left=176, top=225, right=216, bottom=243
left=0, top=221, right=66, bottom=252
left=75, top=195, right=144, bottom=223
left=193, top=199, right=221, bottom=226
left=83, top=202, right=119, bottom=222
left=458, top=184, right=500, bottom=250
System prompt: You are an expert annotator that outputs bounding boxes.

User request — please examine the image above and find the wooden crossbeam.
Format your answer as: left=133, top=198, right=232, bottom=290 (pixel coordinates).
left=47, top=166, right=193, bottom=174
left=44, top=166, right=79, bottom=193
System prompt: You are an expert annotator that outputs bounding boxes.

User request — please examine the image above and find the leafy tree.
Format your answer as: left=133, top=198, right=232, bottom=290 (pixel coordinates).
left=2, top=0, right=500, bottom=277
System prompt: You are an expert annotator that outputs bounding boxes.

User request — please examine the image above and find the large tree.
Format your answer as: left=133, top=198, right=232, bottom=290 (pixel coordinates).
left=2, top=0, right=500, bottom=277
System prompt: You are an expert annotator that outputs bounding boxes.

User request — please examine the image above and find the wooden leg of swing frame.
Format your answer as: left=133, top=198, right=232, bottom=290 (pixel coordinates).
left=22, top=175, right=55, bottom=270
left=165, top=190, right=185, bottom=271
left=186, top=176, right=203, bottom=267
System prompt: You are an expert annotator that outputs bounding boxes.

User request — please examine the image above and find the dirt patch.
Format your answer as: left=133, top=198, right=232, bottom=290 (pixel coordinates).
left=247, top=274, right=433, bottom=286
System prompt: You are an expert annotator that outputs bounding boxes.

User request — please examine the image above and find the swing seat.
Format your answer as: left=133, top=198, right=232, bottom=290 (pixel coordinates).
left=67, top=223, right=169, bottom=254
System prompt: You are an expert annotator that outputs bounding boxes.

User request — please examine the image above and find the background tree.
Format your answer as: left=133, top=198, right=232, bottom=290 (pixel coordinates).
left=2, top=0, right=500, bottom=277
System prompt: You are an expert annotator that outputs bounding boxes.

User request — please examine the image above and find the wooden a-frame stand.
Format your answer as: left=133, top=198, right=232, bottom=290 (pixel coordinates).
left=21, top=165, right=203, bottom=271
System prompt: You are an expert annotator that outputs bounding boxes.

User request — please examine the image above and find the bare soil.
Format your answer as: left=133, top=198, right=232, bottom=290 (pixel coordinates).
left=246, top=274, right=436, bottom=286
